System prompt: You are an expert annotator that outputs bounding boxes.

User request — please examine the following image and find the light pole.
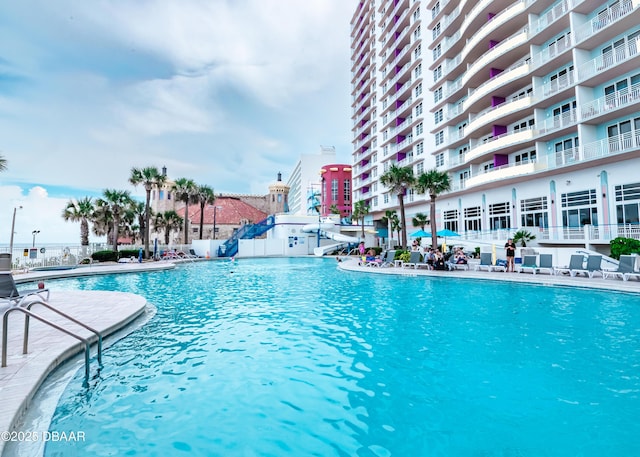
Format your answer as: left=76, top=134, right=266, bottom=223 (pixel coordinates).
left=212, top=206, right=222, bottom=239
left=32, top=230, right=40, bottom=247
left=9, top=206, right=23, bottom=261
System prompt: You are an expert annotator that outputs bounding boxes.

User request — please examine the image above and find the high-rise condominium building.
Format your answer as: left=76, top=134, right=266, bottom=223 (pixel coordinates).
left=351, top=0, right=640, bottom=248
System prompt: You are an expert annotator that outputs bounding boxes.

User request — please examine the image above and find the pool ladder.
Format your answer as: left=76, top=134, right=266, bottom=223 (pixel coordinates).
left=1, top=300, right=103, bottom=386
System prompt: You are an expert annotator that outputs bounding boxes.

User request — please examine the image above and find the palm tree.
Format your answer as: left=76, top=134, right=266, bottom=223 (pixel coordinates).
left=123, top=200, right=146, bottom=244
left=415, top=169, right=451, bottom=249
left=381, top=209, right=397, bottom=248
left=154, top=210, right=183, bottom=245
left=62, top=197, right=94, bottom=247
left=412, top=212, right=429, bottom=231
left=172, top=178, right=196, bottom=244
left=195, top=185, right=216, bottom=240
left=512, top=229, right=536, bottom=247
left=0, top=154, right=7, bottom=172
left=352, top=200, right=370, bottom=238
left=129, top=166, right=166, bottom=258
left=380, top=165, right=415, bottom=249
left=391, top=213, right=401, bottom=245
left=329, top=204, right=341, bottom=215
left=97, top=189, right=134, bottom=252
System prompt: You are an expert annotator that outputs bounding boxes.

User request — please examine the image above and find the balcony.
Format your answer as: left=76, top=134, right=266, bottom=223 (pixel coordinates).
left=463, top=61, right=530, bottom=112
left=581, top=83, right=640, bottom=122
left=465, top=161, right=547, bottom=188
left=467, top=97, right=533, bottom=136
left=465, top=129, right=535, bottom=163
left=578, top=37, right=640, bottom=83
left=574, top=0, right=639, bottom=46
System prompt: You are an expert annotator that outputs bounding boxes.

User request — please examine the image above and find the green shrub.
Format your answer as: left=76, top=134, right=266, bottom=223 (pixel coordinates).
left=610, top=237, right=640, bottom=260
left=398, top=250, right=411, bottom=263
left=91, top=249, right=141, bottom=262
left=91, top=250, right=119, bottom=262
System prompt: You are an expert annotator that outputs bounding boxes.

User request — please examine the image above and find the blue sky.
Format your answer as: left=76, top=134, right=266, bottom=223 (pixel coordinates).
left=0, top=0, right=357, bottom=244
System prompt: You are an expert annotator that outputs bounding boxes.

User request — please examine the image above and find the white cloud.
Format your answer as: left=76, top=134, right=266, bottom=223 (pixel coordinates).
left=0, top=0, right=357, bottom=207
left=0, top=185, right=105, bottom=246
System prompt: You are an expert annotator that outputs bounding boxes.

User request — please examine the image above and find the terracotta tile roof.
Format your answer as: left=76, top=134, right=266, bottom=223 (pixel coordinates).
left=177, top=196, right=268, bottom=225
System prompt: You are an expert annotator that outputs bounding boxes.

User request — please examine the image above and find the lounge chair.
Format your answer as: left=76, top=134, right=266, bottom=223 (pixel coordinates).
left=555, top=254, right=585, bottom=276
left=603, top=255, right=636, bottom=281
left=402, top=251, right=423, bottom=269
left=582, top=255, right=603, bottom=278
left=474, top=252, right=493, bottom=272
left=381, top=250, right=397, bottom=267
left=0, top=272, right=50, bottom=306
left=517, top=255, right=539, bottom=274
left=538, top=254, right=555, bottom=275
left=623, top=256, right=640, bottom=281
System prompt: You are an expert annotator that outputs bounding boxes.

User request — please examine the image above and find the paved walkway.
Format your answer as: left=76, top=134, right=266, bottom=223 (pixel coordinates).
left=338, top=257, right=640, bottom=293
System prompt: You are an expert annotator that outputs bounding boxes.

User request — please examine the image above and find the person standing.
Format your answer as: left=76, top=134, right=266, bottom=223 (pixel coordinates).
left=505, top=238, right=516, bottom=272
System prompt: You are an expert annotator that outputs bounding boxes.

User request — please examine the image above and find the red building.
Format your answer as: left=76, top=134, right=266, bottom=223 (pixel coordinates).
left=319, top=164, right=352, bottom=217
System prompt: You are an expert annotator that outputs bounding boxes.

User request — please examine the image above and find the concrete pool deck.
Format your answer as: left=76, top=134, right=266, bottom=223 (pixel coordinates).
left=338, top=256, right=640, bottom=293
left=1, top=256, right=639, bottom=455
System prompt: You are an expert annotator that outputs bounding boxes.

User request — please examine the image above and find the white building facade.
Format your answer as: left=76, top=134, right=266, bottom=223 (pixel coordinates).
left=351, top=0, right=640, bottom=248
left=286, top=146, right=338, bottom=215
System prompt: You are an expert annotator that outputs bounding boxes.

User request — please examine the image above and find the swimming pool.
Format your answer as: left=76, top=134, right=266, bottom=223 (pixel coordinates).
left=37, top=258, right=640, bottom=456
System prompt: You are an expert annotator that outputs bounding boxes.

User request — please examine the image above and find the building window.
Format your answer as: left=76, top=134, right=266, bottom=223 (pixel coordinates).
left=433, top=66, right=442, bottom=82
left=432, top=22, right=440, bottom=40
left=433, top=44, right=441, bottom=61
left=444, top=209, right=458, bottom=232
left=607, top=116, right=639, bottom=152
left=434, top=87, right=443, bottom=103
left=413, top=44, right=422, bottom=59
left=415, top=102, right=423, bottom=116
left=384, top=193, right=389, bottom=204
left=554, top=136, right=579, bottom=166
left=415, top=82, right=423, bottom=97
left=435, top=131, right=444, bottom=146
left=331, top=179, right=339, bottom=202
left=434, top=109, right=443, bottom=124
left=416, top=142, right=424, bottom=155
left=413, top=7, right=420, bottom=21
left=561, top=189, right=598, bottom=227
left=414, top=25, right=421, bottom=41
left=515, top=150, right=536, bottom=164
left=464, top=206, right=482, bottom=232
left=344, top=179, right=351, bottom=203
left=616, top=182, right=640, bottom=224
left=416, top=161, right=424, bottom=175
left=416, top=122, right=424, bottom=135
left=372, top=196, right=378, bottom=207
left=520, top=196, right=548, bottom=228
left=435, top=153, right=444, bottom=167
left=414, top=63, right=422, bottom=78
left=489, top=202, right=511, bottom=230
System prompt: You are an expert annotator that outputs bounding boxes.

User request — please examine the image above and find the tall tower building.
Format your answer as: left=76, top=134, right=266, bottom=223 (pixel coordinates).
left=351, top=0, right=429, bottom=226
left=352, top=0, right=640, bottom=248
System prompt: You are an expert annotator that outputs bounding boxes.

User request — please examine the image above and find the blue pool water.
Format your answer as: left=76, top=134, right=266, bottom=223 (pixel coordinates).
left=43, top=258, right=640, bottom=456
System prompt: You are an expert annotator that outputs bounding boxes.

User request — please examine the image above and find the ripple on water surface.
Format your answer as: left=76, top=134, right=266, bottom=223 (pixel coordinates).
left=43, top=258, right=640, bottom=456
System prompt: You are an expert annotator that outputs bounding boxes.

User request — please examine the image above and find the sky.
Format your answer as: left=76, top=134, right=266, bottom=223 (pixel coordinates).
left=0, top=0, right=358, bottom=244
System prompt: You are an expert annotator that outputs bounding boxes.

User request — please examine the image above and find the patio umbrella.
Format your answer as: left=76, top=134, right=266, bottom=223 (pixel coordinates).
left=410, top=229, right=431, bottom=238
left=436, top=229, right=460, bottom=238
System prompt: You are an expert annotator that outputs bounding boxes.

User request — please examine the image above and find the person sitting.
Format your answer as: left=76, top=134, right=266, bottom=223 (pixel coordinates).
left=363, top=249, right=382, bottom=265
left=454, top=247, right=468, bottom=264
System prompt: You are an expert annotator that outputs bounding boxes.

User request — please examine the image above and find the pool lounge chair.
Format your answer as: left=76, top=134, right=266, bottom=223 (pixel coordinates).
left=582, top=255, right=603, bottom=278
left=0, top=272, right=50, bottom=306
left=538, top=254, right=555, bottom=275
left=380, top=250, right=397, bottom=267
left=603, top=255, right=636, bottom=281
left=474, top=252, right=493, bottom=272
left=555, top=254, right=585, bottom=276
left=623, top=257, right=640, bottom=281
left=474, top=252, right=506, bottom=272
left=517, top=255, right=539, bottom=274
left=402, top=251, right=423, bottom=269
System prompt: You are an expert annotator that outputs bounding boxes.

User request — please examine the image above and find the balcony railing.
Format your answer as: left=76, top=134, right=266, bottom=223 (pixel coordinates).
left=581, top=83, right=640, bottom=121
left=578, top=37, right=640, bottom=82
left=574, top=0, right=637, bottom=44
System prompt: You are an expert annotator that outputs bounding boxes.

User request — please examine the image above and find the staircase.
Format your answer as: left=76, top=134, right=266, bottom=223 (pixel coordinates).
left=218, top=215, right=276, bottom=258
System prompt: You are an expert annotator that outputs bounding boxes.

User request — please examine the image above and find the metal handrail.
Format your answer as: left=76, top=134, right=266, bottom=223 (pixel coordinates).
left=2, top=304, right=99, bottom=386
left=25, top=300, right=103, bottom=367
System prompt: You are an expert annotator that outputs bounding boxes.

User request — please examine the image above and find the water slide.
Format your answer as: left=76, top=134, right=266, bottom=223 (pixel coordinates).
left=302, top=223, right=360, bottom=256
